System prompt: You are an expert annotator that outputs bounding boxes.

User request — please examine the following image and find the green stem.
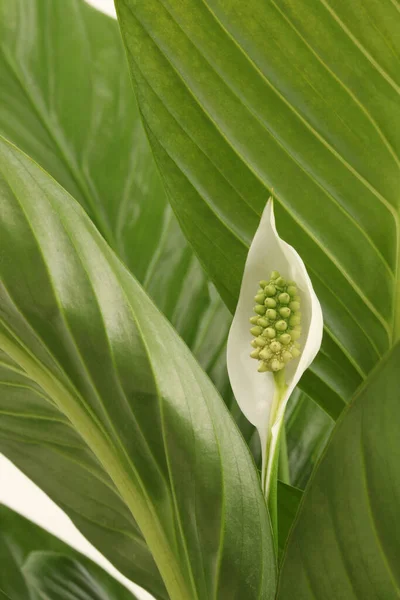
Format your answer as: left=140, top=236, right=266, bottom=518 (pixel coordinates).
left=278, top=421, right=290, bottom=485
left=262, top=368, right=288, bottom=555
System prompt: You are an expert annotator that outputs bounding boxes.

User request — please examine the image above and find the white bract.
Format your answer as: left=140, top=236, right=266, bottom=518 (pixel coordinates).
left=227, top=198, right=323, bottom=498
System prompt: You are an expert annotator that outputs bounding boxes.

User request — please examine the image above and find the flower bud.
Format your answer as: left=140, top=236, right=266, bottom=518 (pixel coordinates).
left=254, top=293, right=266, bottom=304
left=264, top=327, right=276, bottom=339
left=275, top=320, right=288, bottom=332
left=279, top=333, right=291, bottom=345
left=264, top=284, right=276, bottom=297
left=278, top=292, right=290, bottom=305
left=250, top=326, right=263, bottom=336
left=257, top=317, right=269, bottom=328
left=258, top=361, right=269, bottom=373
left=259, top=348, right=272, bottom=361
left=282, top=351, right=292, bottom=363
left=265, top=297, right=277, bottom=308
left=248, top=266, right=304, bottom=372
left=270, top=341, right=282, bottom=353
left=271, top=359, right=283, bottom=372
left=266, top=308, right=277, bottom=320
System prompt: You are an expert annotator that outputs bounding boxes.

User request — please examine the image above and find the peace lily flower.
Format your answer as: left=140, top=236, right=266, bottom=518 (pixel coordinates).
left=227, top=198, right=323, bottom=526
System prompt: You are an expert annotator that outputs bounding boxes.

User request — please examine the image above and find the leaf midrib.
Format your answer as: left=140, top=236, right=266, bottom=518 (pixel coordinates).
left=0, top=321, right=190, bottom=600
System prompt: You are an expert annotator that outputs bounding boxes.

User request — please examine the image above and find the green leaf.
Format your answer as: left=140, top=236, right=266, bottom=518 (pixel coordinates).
left=277, top=482, right=302, bottom=563
left=0, top=504, right=138, bottom=600
left=0, top=0, right=332, bottom=506
left=285, top=389, right=334, bottom=489
left=278, top=342, right=400, bottom=599
left=0, top=136, right=276, bottom=600
left=0, top=0, right=237, bottom=412
left=0, top=349, right=166, bottom=600
left=115, top=0, right=400, bottom=419
left=24, top=553, right=131, bottom=600
left=0, top=0, right=260, bottom=592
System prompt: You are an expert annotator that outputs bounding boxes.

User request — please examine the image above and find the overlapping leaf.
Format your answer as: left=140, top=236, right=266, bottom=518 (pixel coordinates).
left=278, top=342, right=400, bottom=599
left=0, top=136, right=276, bottom=600
left=115, top=0, right=400, bottom=417
left=0, top=0, right=233, bottom=406
left=0, top=504, right=137, bottom=600
left=0, top=1, right=254, bottom=594
left=0, top=350, right=165, bottom=599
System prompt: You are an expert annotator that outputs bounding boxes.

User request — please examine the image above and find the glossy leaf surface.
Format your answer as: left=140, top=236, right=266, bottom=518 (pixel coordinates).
left=0, top=0, right=332, bottom=513
left=278, top=342, right=400, bottom=599
left=0, top=505, right=137, bottom=600
left=115, top=0, right=400, bottom=418
left=24, top=553, right=132, bottom=600
left=0, top=1, right=255, bottom=594
left=0, top=349, right=165, bottom=599
left=0, top=137, right=276, bottom=600
left=0, top=0, right=233, bottom=407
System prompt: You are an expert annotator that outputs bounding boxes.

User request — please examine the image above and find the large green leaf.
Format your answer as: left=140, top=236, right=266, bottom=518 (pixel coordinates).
left=0, top=0, right=234, bottom=406
left=0, top=504, right=137, bottom=600
left=278, top=341, right=400, bottom=599
left=0, top=136, right=276, bottom=600
left=0, top=0, right=252, bottom=593
left=0, top=349, right=165, bottom=599
left=0, top=0, right=333, bottom=505
left=115, top=0, right=400, bottom=418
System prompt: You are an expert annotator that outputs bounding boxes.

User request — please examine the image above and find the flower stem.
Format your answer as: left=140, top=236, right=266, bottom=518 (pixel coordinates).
left=261, top=368, right=288, bottom=554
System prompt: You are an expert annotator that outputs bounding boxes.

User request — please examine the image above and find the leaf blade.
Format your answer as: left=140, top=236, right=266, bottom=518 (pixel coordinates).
left=0, top=505, right=139, bottom=600
left=0, top=136, right=276, bottom=600
left=278, top=342, right=400, bottom=599
left=115, top=0, right=400, bottom=416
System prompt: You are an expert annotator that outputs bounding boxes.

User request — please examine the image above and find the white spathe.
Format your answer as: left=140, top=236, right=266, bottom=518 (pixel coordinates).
left=227, top=199, right=323, bottom=492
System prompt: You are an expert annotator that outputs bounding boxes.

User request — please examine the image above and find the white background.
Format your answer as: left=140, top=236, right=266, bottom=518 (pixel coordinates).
left=0, top=1, right=153, bottom=598
left=86, top=0, right=116, bottom=16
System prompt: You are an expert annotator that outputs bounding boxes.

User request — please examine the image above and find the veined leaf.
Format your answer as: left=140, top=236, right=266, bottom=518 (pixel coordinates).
left=0, top=349, right=165, bottom=600
left=0, top=137, right=276, bottom=600
left=0, top=0, right=236, bottom=411
left=115, top=0, right=400, bottom=418
left=0, top=0, right=255, bottom=593
left=24, top=553, right=131, bottom=600
left=276, top=482, right=302, bottom=563
left=278, top=342, right=400, bottom=599
left=285, top=389, right=333, bottom=489
left=0, top=0, right=332, bottom=508
left=0, top=504, right=138, bottom=600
